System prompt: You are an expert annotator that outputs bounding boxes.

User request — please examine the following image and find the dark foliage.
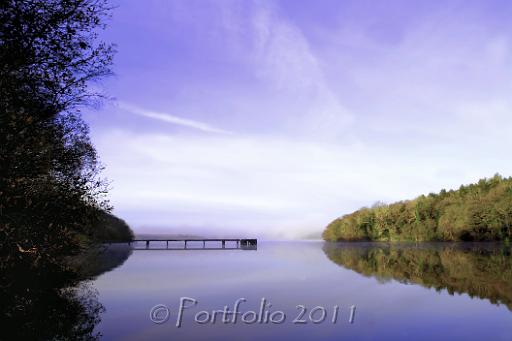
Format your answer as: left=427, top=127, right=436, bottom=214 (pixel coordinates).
left=91, top=211, right=134, bottom=242
left=0, top=0, right=126, bottom=272
left=0, top=2, right=134, bottom=338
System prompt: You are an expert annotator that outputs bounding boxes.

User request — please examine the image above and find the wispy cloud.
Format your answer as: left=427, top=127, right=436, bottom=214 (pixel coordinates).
left=249, top=2, right=354, bottom=135
left=118, top=102, right=232, bottom=134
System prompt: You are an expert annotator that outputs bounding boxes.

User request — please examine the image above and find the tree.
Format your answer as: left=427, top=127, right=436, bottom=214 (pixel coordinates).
left=1, top=0, right=115, bottom=270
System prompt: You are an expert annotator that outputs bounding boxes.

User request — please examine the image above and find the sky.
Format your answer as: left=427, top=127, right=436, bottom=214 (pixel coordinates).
left=84, top=0, right=512, bottom=238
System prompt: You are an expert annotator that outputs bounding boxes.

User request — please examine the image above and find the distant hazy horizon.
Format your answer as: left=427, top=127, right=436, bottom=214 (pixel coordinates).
left=86, top=0, right=512, bottom=238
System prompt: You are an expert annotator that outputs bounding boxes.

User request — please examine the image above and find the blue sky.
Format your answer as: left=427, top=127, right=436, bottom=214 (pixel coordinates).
left=85, top=0, right=512, bottom=238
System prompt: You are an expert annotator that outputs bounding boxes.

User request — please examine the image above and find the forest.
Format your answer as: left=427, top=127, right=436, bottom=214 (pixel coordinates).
left=323, top=174, right=512, bottom=242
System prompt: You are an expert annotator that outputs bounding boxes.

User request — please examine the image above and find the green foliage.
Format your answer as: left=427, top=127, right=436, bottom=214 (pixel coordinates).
left=323, top=174, right=512, bottom=241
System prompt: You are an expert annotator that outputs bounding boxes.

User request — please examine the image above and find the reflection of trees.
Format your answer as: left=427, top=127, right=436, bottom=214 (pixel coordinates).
left=0, top=245, right=132, bottom=340
left=0, top=262, right=102, bottom=340
left=70, top=244, right=133, bottom=280
left=323, top=242, right=512, bottom=309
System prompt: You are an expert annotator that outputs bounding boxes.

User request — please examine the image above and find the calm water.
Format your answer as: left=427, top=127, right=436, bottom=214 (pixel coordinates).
left=91, top=241, right=512, bottom=340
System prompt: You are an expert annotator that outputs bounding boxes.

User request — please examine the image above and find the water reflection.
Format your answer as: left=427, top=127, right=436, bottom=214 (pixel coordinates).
left=7, top=242, right=512, bottom=340
left=323, top=242, right=512, bottom=309
left=91, top=241, right=512, bottom=340
left=0, top=245, right=132, bottom=340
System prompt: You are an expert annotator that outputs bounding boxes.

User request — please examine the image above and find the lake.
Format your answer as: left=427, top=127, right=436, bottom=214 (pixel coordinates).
left=90, top=241, right=512, bottom=340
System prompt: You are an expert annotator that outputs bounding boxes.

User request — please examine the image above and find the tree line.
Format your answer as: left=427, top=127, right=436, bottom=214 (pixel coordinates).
left=323, top=174, right=512, bottom=242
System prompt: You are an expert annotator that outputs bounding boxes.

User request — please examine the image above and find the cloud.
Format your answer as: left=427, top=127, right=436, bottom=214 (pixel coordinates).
left=93, top=128, right=512, bottom=238
left=88, top=0, right=512, bottom=238
left=250, top=2, right=354, bottom=134
left=118, top=102, right=232, bottom=134
left=249, top=3, right=353, bottom=136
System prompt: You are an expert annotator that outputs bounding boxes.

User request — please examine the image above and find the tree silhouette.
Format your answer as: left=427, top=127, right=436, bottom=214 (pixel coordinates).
left=0, top=0, right=122, bottom=271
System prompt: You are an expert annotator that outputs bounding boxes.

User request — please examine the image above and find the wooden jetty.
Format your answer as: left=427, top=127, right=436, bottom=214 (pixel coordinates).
left=108, top=238, right=257, bottom=250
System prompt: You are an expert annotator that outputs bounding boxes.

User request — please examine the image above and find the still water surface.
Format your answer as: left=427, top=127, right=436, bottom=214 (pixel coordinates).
left=92, top=241, right=512, bottom=340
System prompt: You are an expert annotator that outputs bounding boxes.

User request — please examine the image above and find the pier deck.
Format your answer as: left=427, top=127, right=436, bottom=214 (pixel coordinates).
left=107, top=238, right=257, bottom=250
